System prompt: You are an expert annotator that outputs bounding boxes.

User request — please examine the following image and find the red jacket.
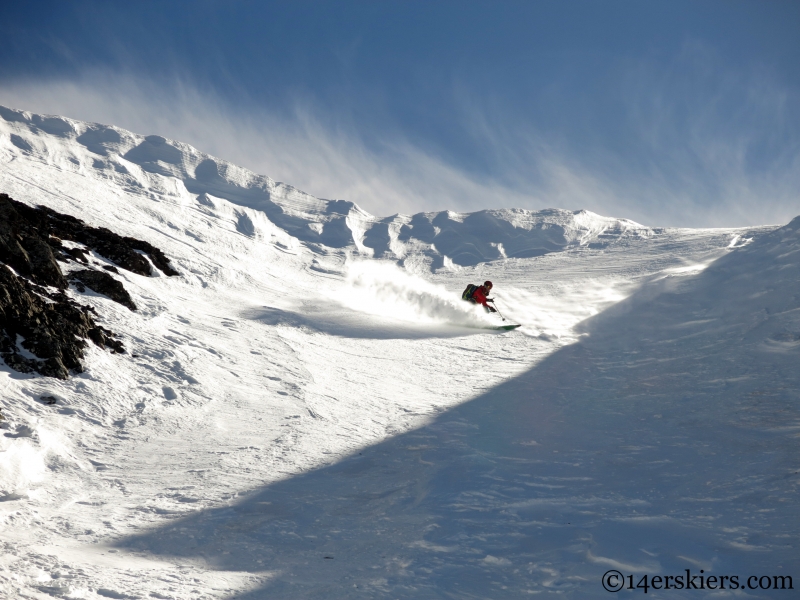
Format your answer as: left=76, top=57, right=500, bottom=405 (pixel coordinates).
left=472, top=286, right=490, bottom=307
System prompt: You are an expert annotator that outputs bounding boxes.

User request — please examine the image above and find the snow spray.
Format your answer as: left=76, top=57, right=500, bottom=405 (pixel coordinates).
left=342, top=262, right=496, bottom=328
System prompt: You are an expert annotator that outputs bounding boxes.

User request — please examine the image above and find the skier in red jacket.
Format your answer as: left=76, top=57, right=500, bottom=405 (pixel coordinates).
left=471, top=281, right=497, bottom=312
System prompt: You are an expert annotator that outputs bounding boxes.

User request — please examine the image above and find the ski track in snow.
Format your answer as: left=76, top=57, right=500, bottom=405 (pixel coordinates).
left=0, top=108, right=798, bottom=598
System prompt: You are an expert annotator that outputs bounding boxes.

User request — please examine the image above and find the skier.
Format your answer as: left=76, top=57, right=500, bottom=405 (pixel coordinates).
left=461, top=280, right=519, bottom=329
left=469, top=281, right=497, bottom=313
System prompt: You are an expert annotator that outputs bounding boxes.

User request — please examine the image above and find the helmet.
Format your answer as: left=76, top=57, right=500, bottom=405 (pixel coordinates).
left=484, top=280, right=493, bottom=288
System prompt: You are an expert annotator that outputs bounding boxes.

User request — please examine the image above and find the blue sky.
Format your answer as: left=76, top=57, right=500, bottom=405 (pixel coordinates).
left=1, top=1, right=798, bottom=226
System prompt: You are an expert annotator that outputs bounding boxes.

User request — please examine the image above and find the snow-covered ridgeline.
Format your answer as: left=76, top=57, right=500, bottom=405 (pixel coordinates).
left=0, top=105, right=652, bottom=268
left=0, top=102, right=795, bottom=599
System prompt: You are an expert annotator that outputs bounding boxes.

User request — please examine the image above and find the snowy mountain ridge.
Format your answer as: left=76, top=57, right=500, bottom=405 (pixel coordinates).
left=0, top=103, right=797, bottom=599
left=0, top=104, right=652, bottom=268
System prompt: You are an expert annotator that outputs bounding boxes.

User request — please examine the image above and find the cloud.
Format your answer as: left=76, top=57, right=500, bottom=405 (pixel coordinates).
left=607, top=40, right=800, bottom=226
left=0, top=71, right=541, bottom=218
left=447, top=41, right=800, bottom=228
left=0, top=58, right=797, bottom=227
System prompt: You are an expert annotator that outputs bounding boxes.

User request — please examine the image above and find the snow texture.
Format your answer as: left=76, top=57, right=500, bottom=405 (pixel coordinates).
left=0, top=105, right=797, bottom=598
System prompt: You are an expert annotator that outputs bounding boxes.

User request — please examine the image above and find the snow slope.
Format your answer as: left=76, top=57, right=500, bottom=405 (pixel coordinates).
left=0, top=106, right=797, bottom=599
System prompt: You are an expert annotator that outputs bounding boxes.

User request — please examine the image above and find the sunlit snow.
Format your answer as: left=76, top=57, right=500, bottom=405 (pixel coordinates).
left=0, top=106, right=797, bottom=598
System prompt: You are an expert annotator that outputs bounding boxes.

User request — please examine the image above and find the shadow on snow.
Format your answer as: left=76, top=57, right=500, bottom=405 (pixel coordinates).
left=117, top=220, right=800, bottom=598
left=243, top=304, right=498, bottom=341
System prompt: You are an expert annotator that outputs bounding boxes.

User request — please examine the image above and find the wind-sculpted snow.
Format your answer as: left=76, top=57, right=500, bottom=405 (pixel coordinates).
left=0, top=102, right=793, bottom=599
left=117, top=215, right=800, bottom=599
left=367, top=207, right=652, bottom=267
left=1, top=105, right=653, bottom=266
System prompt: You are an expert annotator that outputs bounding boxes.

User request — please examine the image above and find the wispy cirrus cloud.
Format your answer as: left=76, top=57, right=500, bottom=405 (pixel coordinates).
left=0, top=71, right=542, bottom=218
left=447, top=40, right=800, bottom=227
left=0, top=48, right=797, bottom=228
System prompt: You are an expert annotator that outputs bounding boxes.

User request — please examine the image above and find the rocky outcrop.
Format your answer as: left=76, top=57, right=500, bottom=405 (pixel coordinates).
left=0, top=195, right=66, bottom=288
left=70, top=269, right=137, bottom=311
left=0, top=193, right=176, bottom=378
left=0, top=265, right=122, bottom=378
left=2, top=195, right=179, bottom=277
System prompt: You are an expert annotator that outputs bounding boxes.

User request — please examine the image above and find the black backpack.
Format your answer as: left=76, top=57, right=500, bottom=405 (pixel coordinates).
left=461, top=283, right=479, bottom=301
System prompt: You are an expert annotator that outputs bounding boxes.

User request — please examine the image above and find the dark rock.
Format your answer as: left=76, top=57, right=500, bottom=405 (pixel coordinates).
left=62, top=246, right=90, bottom=264
left=0, top=193, right=159, bottom=377
left=102, top=265, right=119, bottom=273
left=1, top=264, right=87, bottom=378
left=70, top=269, right=137, bottom=311
left=0, top=196, right=67, bottom=288
left=86, top=325, right=125, bottom=354
left=0, top=265, right=127, bottom=378
left=39, top=396, right=58, bottom=405
left=0, top=193, right=179, bottom=276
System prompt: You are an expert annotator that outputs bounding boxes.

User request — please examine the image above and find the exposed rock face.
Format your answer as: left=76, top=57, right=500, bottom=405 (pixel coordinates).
left=0, top=195, right=66, bottom=288
left=0, top=193, right=177, bottom=378
left=1, top=194, right=179, bottom=277
left=70, top=269, right=137, bottom=311
left=0, top=265, right=122, bottom=378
